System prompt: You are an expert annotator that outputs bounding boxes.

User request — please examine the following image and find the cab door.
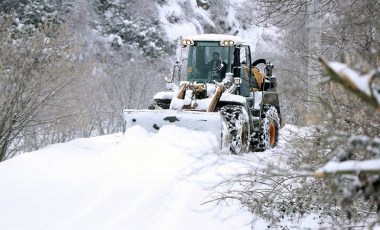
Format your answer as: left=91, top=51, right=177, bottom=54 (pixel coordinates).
left=237, top=45, right=252, bottom=96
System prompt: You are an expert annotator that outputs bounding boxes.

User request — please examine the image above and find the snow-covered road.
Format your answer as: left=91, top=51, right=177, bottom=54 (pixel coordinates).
left=0, top=125, right=306, bottom=230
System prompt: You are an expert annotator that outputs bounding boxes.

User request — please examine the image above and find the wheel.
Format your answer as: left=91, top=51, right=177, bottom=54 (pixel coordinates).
left=220, top=105, right=251, bottom=154
left=259, top=105, right=279, bottom=151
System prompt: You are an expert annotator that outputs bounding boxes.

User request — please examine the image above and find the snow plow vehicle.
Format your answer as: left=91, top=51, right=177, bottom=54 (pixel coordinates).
left=124, top=34, right=282, bottom=154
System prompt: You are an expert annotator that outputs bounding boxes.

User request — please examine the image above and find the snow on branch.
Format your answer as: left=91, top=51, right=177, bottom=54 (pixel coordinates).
left=314, top=134, right=380, bottom=177
left=311, top=57, right=380, bottom=176
left=319, top=57, right=380, bottom=112
left=314, top=159, right=380, bottom=177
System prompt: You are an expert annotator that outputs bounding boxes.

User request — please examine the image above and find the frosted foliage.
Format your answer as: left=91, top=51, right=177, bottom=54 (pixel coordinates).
left=0, top=0, right=71, bottom=35
left=95, top=0, right=173, bottom=57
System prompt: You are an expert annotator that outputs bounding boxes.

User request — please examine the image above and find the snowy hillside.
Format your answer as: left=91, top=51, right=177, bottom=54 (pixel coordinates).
left=157, top=0, right=282, bottom=53
left=0, top=125, right=323, bottom=230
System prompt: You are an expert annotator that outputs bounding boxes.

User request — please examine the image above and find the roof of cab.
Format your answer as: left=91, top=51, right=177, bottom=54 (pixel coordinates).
left=182, top=34, right=245, bottom=45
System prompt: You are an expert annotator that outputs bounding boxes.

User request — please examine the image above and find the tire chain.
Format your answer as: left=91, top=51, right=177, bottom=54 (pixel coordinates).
left=219, top=105, right=249, bottom=154
left=258, top=105, right=279, bottom=151
left=219, top=105, right=244, bottom=135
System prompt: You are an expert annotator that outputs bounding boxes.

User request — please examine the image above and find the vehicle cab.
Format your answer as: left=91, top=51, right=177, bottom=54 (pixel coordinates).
left=179, top=34, right=253, bottom=96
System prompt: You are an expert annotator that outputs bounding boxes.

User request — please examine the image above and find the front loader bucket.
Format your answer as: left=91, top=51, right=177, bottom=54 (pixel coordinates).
left=124, top=109, right=223, bottom=145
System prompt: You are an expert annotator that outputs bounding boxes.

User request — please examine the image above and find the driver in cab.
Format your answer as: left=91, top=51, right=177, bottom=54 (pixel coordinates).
left=206, top=52, right=227, bottom=80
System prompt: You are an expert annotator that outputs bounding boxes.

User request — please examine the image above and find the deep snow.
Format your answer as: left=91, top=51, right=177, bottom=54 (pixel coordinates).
left=0, top=124, right=319, bottom=230
left=0, top=125, right=253, bottom=230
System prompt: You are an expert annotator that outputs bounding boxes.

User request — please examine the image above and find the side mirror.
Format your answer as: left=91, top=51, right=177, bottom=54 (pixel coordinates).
left=265, top=62, right=274, bottom=77
left=172, top=63, right=181, bottom=82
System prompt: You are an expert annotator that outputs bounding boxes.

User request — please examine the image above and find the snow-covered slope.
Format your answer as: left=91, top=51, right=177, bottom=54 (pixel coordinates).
left=0, top=124, right=319, bottom=230
left=0, top=125, right=252, bottom=230
left=157, top=0, right=283, bottom=53
left=0, top=124, right=325, bottom=229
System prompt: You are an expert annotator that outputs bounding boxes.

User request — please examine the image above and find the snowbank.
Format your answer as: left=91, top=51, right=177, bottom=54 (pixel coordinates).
left=0, top=125, right=257, bottom=230
left=0, top=124, right=325, bottom=229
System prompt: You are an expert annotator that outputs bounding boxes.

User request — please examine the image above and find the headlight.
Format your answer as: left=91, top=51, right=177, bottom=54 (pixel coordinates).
left=181, top=39, right=194, bottom=46
left=221, top=40, right=235, bottom=46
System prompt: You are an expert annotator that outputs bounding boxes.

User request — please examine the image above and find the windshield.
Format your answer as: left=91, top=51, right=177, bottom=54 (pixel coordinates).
left=186, top=42, right=232, bottom=83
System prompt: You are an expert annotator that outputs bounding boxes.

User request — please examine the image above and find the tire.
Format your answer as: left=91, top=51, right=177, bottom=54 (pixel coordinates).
left=259, top=105, right=279, bottom=151
left=220, top=105, right=250, bottom=154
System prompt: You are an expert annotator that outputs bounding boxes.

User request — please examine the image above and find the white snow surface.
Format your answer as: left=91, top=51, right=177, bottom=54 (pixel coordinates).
left=0, top=126, right=250, bottom=230
left=220, top=92, right=246, bottom=104
left=0, top=125, right=324, bottom=230
left=153, top=91, right=175, bottom=100
left=168, top=91, right=246, bottom=110
left=158, top=0, right=203, bottom=41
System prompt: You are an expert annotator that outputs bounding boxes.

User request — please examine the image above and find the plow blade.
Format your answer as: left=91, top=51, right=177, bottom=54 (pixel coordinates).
left=124, top=109, right=223, bottom=145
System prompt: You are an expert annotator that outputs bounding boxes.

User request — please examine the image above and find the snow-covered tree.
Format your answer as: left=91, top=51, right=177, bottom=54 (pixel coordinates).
left=314, top=59, right=380, bottom=224
left=94, top=0, right=174, bottom=57
left=211, top=0, right=380, bottom=228
left=0, top=0, right=72, bottom=36
left=0, top=17, right=89, bottom=160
